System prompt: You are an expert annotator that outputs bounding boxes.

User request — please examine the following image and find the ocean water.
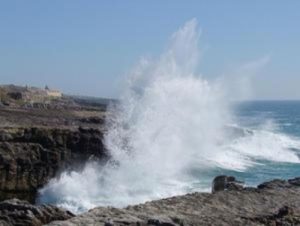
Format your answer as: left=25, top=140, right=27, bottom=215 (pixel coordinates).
left=38, top=100, right=300, bottom=213
left=38, top=20, right=300, bottom=213
left=225, top=100, right=300, bottom=186
left=165, top=100, right=300, bottom=194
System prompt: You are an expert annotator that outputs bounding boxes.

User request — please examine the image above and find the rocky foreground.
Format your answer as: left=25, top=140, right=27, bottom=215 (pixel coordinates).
left=0, top=176, right=299, bottom=226
left=0, top=199, right=74, bottom=226
left=41, top=177, right=299, bottom=226
left=0, top=85, right=300, bottom=226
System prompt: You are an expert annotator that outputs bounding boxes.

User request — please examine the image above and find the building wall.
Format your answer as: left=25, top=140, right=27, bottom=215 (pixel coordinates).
left=46, top=90, right=62, bottom=97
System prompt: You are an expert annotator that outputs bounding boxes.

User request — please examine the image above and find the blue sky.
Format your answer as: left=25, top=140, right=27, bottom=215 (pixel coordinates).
left=0, top=1, right=299, bottom=99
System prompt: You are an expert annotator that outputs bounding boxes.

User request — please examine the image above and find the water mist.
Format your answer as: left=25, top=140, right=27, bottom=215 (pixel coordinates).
left=38, top=19, right=300, bottom=213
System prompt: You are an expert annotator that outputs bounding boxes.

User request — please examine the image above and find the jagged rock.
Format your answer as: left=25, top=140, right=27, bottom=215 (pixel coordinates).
left=212, top=175, right=244, bottom=193
left=0, top=198, right=74, bottom=226
left=45, top=177, right=300, bottom=226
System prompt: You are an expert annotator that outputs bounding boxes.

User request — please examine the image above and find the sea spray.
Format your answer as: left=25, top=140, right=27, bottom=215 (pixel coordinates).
left=38, top=19, right=300, bottom=213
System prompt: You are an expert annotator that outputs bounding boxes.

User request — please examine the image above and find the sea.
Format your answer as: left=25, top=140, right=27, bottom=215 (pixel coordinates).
left=192, top=100, right=300, bottom=189
left=37, top=19, right=300, bottom=213
left=37, top=100, right=300, bottom=214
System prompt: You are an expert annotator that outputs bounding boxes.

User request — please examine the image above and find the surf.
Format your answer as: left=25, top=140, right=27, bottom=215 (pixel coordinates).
left=38, top=19, right=300, bottom=213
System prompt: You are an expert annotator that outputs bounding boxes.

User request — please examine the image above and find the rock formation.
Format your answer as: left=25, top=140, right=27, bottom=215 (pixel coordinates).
left=46, top=177, right=300, bottom=226
left=1, top=85, right=300, bottom=226
left=0, top=198, right=74, bottom=226
left=0, top=87, right=110, bottom=202
left=212, top=175, right=244, bottom=193
left=0, top=127, right=106, bottom=201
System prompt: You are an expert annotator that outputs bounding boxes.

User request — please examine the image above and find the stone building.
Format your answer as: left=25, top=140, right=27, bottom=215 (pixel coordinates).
left=45, top=86, right=62, bottom=98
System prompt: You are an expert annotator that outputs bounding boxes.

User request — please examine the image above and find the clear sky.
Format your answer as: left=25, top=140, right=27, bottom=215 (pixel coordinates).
left=0, top=1, right=299, bottom=99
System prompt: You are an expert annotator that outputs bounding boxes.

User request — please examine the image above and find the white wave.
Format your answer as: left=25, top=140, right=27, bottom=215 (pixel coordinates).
left=38, top=19, right=300, bottom=213
left=216, top=126, right=300, bottom=171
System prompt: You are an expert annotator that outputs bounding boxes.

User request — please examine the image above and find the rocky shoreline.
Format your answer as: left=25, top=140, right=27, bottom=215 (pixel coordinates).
left=45, top=177, right=300, bottom=226
left=0, top=199, right=74, bottom=226
left=0, top=85, right=299, bottom=225
left=0, top=176, right=299, bottom=226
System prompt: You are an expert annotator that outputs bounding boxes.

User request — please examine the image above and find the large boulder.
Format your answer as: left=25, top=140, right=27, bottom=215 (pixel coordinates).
left=212, top=175, right=244, bottom=193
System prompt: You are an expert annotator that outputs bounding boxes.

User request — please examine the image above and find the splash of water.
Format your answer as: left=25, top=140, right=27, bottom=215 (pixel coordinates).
left=38, top=19, right=300, bottom=213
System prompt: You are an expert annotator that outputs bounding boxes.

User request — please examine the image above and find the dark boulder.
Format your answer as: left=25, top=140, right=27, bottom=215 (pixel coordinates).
left=212, top=175, right=244, bottom=193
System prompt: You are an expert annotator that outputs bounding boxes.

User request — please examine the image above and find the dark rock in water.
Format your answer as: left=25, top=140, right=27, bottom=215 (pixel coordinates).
left=212, top=175, right=244, bottom=193
left=45, top=176, right=300, bottom=226
left=0, top=198, right=74, bottom=226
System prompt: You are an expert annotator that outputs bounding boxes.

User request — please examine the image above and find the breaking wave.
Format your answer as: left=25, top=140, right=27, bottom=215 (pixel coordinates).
left=38, top=19, right=300, bottom=213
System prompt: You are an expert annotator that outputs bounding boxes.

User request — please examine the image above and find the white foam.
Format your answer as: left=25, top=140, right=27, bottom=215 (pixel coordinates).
left=38, top=19, right=300, bottom=213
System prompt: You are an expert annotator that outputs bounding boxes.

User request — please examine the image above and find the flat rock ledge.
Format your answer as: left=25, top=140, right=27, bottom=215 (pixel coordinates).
left=45, top=177, right=300, bottom=226
left=0, top=199, right=74, bottom=226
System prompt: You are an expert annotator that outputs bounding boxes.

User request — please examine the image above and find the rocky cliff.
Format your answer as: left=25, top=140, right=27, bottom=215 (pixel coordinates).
left=0, top=88, right=109, bottom=202
left=0, top=127, right=106, bottom=201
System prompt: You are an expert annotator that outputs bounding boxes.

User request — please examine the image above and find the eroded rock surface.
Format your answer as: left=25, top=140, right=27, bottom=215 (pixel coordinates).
left=0, top=86, right=111, bottom=202
left=0, top=198, right=74, bottom=226
left=0, top=127, right=106, bottom=201
left=46, top=177, right=300, bottom=226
